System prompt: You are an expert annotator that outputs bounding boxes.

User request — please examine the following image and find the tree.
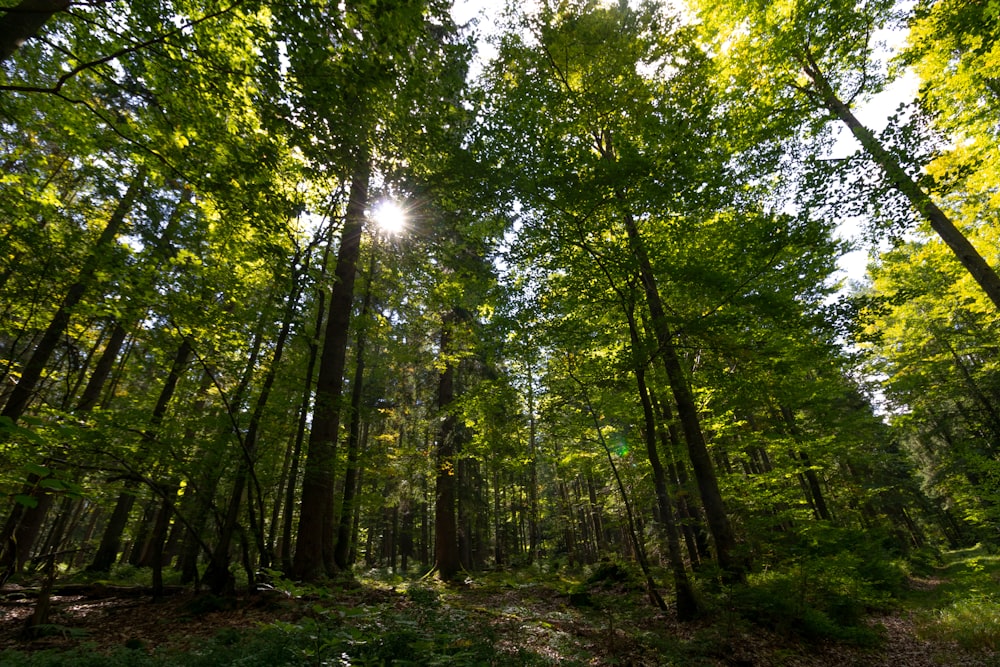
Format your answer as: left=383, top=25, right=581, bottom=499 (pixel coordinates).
left=481, top=0, right=748, bottom=581
left=856, top=229, right=1000, bottom=533
left=694, top=0, right=1000, bottom=310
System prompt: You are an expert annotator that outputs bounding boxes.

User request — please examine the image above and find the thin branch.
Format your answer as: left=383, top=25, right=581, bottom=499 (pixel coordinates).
left=0, top=0, right=245, bottom=95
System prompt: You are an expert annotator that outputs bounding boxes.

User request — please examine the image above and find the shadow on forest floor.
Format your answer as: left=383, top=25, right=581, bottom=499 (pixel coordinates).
left=0, top=552, right=995, bottom=666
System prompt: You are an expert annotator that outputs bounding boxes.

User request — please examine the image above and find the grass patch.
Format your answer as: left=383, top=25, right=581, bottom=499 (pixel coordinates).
left=908, top=544, right=1000, bottom=652
left=915, top=595, right=1000, bottom=651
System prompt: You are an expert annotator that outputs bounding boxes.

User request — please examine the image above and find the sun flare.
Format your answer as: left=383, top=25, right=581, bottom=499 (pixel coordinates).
left=373, top=200, right=406, bottom=235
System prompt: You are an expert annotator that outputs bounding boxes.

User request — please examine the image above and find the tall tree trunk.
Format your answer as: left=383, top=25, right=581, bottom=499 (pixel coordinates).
left=148, top=481, right=178, bottom=601
left=619, top=204, right=743, bottom=582
left=525, top=365, right=540, bottom=565
left=655, top=391, right=712, bottom=565
left=586, top=473, right=605, bottom=554
left=349, top=463, right=365, bottom=567
left=294, top=162, right=370, bottom=580
left=0, top=171, right=145, bottom=575
left=75, top=186, right=189, bottom=414
left=0, top=491, right=52, bottom=576
left=799, top=50, right=1000, bottom=310
left=779, top=405, right=832, bottom=522
left=629, top=326, right=697, bottom=619
left=206, top=252, right=304, bottom=592
left=492, top=466, right=503, bottom=565
left=575, top=375, right=667, bottom=612
left=86, top=484, right=138, bottom=572
left=95, top=338, right=191, bottom=572
left=434, top=312, right=461, bottom=581
left=399, top=497, right=413, bottom=573
left=281, top=232, right=333, bottom=574
left=333, top=245, right=377, bottom=570
left=75, top=322, right=128, bottom=412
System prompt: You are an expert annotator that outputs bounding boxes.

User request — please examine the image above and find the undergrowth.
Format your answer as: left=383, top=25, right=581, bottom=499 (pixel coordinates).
left=2, top=544, right=998, bottom=666
left=909, top=544, right=1000, bottom=652
left=0, top=591, right=553, bottom=666
left=716, top=526, right=908, bottom=646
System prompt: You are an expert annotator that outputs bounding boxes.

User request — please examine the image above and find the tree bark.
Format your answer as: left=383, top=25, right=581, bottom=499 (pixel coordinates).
left=575, top=376, right=668, bottom=612
left=75, top=185, right=189, bottom=414
left=333, top=246, right=376, bottom=571
left=75, top=322, right=128, bottom=412
left=207, top=252, right=304, bottom=592
left=86, top=484, right=137, bottom=572
left=434, top=311, right=461, bottom=581
left=294, top=162, right=370, bottom=580
left=631, top=327, right=698, bottom=619
left=779, top=405, right=832, bottom=522
left=0, top=0, right=70, bottom=63
left=280, top=233, right=333, bottom=574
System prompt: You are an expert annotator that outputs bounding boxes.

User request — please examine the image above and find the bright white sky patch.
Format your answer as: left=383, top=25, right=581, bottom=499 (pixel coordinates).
left=373, top=200, right=406, bottom=235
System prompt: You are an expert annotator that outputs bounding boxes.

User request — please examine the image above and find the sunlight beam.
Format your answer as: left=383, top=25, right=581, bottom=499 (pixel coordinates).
left=373, top=200, right=406, bottom=235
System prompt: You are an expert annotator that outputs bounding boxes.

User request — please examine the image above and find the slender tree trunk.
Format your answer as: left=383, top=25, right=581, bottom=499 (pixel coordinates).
left=525, top=365, right=540, bottom=564
left=799, top=50, right=1000, bottom=310
left=333, top=246, right=377, bottom=570
left=177, top=432, right=227, bottom=583
left=631, top=337, right=697, bottom=619
left=618, top=204, right=743, bottom=582
left=0, top=168, right=143, bottom=572
left=779, top=405, right=832, bottom=522
left=294, top=162, right=370, bottom=580
left=556, top=477, right=576, bottom=567
left=575, top=374, right=667, bottom=612
left=127, top=499, right=156, bottom=566
left=267, top=433, right=293, bottom=563
left=148, top=480, right=178, bottom=601
left=419, top=469, right=429, bottom=568
left=99, top=338, right=190, bottom=572
left=0, top=491, right=52, bottom=576
left=349, top=463, right=365, bottom=568
left=75, top=322, right=128, bottom=412
left=207, top=253, right=304, bottom=592
left=75, top=188, right=189, bottom=414
left=938, top=335, right=1000, bottom=445
left=281, top=234, right=333, bottom=574
left=2, top=168, right=145, bottom=423
left=38, top=496, right=76, bottom=560
left=586, top=473, right=605, bottom=554
left=86, top=484, right=137, bottom=572
left=492, top=466, right=503, bottom=565
left=399, top=498, right=413, bottom=573
left=654, top=393, right=711, bottom=565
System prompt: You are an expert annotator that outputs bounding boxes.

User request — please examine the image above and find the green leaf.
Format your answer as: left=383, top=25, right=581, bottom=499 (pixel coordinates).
left=24, top=462, right=51, bottom=478
left=14, top=494, right=39, bottom=509
left=39, top=478, right=66, bottom=491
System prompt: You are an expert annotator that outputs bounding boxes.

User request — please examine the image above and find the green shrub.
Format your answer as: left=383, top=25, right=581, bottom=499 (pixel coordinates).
left=724, top=554, right=891, bottom=646
left=405, top=584, right=440, bottom=607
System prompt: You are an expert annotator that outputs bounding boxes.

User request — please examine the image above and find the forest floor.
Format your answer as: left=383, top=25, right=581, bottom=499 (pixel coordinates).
left=0, top=548, right=997, bottom=666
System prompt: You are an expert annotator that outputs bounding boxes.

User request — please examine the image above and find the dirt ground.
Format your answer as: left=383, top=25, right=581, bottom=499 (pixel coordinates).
left=0, top=579, right=995, bottom=666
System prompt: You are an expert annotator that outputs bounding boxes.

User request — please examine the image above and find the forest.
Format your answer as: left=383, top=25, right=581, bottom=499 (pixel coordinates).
left=0, top=0, right=998, bottom=664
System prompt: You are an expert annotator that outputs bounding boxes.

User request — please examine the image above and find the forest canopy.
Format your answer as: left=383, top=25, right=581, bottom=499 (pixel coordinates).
left=0, top=0, right=998, bottom=638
